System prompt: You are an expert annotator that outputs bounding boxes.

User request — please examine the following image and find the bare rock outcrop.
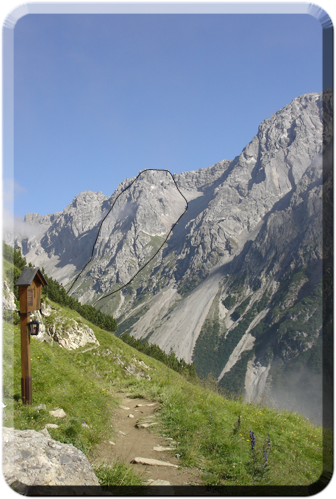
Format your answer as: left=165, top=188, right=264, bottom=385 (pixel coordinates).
left=2, top=280, right=17, bottom=311
left=2, top=427, right=100, bottom=490
left=31, top=302, right=99, bottom=350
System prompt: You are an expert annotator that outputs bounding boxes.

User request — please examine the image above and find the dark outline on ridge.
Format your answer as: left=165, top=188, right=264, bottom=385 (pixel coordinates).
left=67, top=169, right=188, bottom=305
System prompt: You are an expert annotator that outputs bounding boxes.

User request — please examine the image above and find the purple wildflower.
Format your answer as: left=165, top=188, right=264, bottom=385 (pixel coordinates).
left=263, top=447, right=268, bottom=466
left=250, top=430, right=256, bottom=451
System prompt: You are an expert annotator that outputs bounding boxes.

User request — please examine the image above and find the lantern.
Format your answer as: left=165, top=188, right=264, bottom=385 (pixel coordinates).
left=27, top=320, right=40, bottom=336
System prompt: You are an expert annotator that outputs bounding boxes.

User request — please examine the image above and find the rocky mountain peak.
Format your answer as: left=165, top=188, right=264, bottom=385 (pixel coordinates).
left=6, top=91, right=331, bottom=421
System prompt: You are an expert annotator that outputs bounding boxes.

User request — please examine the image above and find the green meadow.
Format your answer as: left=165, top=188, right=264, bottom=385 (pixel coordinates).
left=2, top=312, right=330, bottom=489
left=2, top=244, right=331, bottom=490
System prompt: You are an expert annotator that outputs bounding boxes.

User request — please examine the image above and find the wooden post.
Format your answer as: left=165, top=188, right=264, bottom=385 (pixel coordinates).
left=20, top=312, right=32, bottom=405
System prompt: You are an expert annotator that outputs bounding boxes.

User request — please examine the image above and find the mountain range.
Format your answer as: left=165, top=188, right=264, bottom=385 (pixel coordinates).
left=6, top=90, right=332, bottom=423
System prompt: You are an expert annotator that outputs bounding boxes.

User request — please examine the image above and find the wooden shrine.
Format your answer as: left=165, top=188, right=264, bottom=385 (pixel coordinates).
left=15, top=267, right=48, bottom=405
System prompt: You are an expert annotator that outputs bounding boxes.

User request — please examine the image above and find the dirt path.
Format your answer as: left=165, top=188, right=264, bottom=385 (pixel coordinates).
left=90, top=395, right=203, bottom=486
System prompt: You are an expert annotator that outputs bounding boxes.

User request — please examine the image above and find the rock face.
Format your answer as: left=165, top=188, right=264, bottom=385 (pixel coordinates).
left=7, top=90, right=331, bottom=421
left=2, top=280, right=17, bottom=311
left=2, top=427, right=100, bottom=488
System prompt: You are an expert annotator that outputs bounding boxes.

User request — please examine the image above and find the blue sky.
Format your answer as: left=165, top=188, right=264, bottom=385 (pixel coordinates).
left=11, top=12, right=323, bottom=218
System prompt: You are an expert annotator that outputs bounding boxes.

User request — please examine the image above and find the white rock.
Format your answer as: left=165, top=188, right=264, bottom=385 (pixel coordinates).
left=147, top=479, right=171, bottom=485
left=3, top=427, right=100, bottom=488
left=49, top=408, right=66, bottom=418
left=34, top=404, right=46, bottom=410
left=136, top=422, right=158, bottom=429
left=131, top=457, right=177, bottom=468
left=38, top=428, right=51, bottom=438
left=2, top=280, right=17, bottom=311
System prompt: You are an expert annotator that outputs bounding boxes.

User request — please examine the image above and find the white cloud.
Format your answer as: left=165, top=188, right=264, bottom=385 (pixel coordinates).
left=2, top=178, right=44, bottom=244
left=2, top=208, right=45, bottom=239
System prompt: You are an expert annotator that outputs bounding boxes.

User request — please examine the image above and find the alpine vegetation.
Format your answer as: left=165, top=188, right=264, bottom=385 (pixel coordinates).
left=2, top=215, right=329, bottom=490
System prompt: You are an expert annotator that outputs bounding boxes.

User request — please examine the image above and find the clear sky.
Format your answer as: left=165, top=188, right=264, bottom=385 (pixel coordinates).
left=11, top=12, right=324, bottom=218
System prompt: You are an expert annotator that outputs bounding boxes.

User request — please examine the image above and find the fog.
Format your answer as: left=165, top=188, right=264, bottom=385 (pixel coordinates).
left=266, top=367, right=323, bottom=426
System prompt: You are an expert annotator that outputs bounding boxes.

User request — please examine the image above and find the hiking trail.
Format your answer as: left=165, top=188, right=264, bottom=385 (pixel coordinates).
left=90, top=394, right=203, bottom=487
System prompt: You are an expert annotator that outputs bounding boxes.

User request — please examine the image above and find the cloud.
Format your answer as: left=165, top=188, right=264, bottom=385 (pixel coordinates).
left=2, top=208, right=45, bottom=240
left=2, top=178, right=44, bottom=242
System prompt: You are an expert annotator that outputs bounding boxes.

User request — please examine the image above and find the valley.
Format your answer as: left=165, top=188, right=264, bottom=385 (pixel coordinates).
left=5, top=90, right=332, bottom=423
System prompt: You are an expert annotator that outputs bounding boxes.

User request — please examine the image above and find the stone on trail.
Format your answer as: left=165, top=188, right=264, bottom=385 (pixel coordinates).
left=131, top=457, right=178, bottom=468
left=49, top=408, right=66, bottom=418
left=136, top=422, right=158, bottom=428
left=108, top=441, right=116, bottom=445
left=147, top=479, right=171, bottom=485
left=119, top=405, right=130, bottom=410
left=128, top=413, right=135, bottom=418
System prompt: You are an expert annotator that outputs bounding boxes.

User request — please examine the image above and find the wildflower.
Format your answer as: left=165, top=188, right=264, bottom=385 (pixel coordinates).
left=250, top=430, right=256, bottom=452
left=263, top=448, right=268, bottom=466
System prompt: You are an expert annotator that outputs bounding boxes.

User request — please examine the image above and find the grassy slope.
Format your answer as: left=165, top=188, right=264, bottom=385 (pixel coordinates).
left=2, top=254, right=330, bottom=488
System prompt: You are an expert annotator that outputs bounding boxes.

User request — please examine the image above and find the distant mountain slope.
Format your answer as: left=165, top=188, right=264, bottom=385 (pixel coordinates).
left=6, top=90, right=331, bottom=421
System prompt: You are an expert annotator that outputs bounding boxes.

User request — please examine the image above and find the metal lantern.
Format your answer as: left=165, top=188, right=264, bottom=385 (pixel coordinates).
left=27, top=320, right=40, bottom=336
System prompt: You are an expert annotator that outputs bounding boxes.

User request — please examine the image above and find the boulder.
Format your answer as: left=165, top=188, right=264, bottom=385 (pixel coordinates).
left=2, top=427, right=100, bottom=491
